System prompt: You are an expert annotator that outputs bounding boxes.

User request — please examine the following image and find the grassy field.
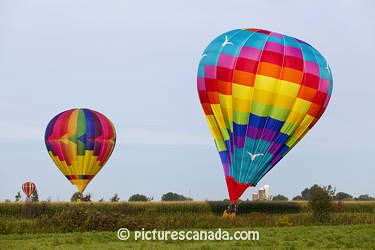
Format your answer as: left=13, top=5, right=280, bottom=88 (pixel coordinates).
left=0, top=224, right=374, bottom=249
left=0, top=201, right=373, bottom=249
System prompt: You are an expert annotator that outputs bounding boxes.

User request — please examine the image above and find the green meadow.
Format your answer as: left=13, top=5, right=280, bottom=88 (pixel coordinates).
left=0, top=225, right=374, bottom=249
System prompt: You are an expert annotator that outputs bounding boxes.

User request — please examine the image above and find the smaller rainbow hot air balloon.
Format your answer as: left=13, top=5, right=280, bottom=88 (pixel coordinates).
left=22, top=182, right=36, bottom=198
left=45, top=108, right=116, bottom=193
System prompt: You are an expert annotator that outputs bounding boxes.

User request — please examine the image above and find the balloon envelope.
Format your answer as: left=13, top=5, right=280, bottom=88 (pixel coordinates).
left=22, top=182, right=36, bottom=198
left=197, top=28, right=333, bottom=202
left=45, top=108, right=116, bottom=193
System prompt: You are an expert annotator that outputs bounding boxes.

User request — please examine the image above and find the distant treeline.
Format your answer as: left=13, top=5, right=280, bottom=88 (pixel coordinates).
left=9, top=184, right=374, bottom=202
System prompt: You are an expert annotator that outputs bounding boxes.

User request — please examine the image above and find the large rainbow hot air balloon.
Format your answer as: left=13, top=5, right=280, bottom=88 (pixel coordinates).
left=45, top=108, right=116, bottom=193
left=22, top=181, right=36, bottom=198
left=197, top=28, right=333, bottom=203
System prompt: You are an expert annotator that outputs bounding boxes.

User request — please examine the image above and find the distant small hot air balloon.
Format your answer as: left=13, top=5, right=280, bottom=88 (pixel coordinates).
left=197, top=28, right=333, bottom=203
left=22, top=182, right=36, bottom=198
left=45, top=108, right=116, bottom=193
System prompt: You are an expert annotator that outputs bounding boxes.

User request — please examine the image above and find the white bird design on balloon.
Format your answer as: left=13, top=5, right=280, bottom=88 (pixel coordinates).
left=247, top=152, right=264, bottom=161
left=222, top=36, right=233, bottom=47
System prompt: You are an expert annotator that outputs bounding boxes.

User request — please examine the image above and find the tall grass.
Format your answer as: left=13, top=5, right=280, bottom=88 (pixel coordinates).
left=1, top=201, right=373, bottom=218
left=0, top=201, right=373, bottom=234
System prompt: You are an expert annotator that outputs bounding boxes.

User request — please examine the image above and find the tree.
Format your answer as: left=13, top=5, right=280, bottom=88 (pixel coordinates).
left=301, top=184, right=335, bottom=200
left=325, top=185, right=336, bottom=197
left=71, top=192, right=82, bottom=202
left=128, top=194, right=152, bottom=202
left=82, top=193, right=91, bottom=202
left=161, top=192, right=192, bottom=201
left=110, top=193, right=120, bottom=202
left=31, top=189, right=39, bottom=202
left=356, top=194, right=374, bottom=201
left=272, top=194, right=288, bottom=201
left=335, top=192, right=352, bottom=200
left=292, top=195, right=303, bottom=201
left=71, top=192, right=91, bottom=202
left=301, top=187, right=312, bottom=200
left=308, top=185, right=333, bottom=223
left=15, top=191, right=21, bottom=202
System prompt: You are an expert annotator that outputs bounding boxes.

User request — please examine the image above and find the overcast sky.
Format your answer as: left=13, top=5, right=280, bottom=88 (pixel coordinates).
left=0, top=0, right=374, bottom=201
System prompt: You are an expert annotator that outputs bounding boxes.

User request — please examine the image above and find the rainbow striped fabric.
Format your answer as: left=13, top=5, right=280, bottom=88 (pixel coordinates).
left=22, top=182, right=36, bottom=198
left=45, top=109, right=116, bottom=193
left=197, top=28, right=333, bottom=202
